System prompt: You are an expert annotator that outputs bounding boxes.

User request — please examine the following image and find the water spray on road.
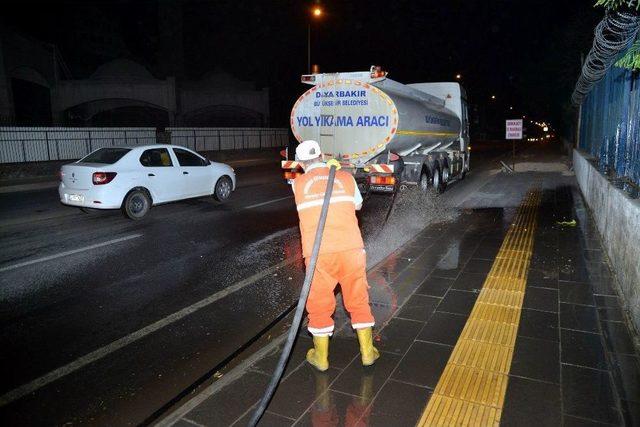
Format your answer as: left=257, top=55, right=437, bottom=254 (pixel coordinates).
left=361, top=189, right=459, bottom=266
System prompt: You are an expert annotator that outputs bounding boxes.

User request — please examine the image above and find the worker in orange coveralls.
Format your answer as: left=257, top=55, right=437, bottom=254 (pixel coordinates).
left=292, top=139, right=379, bottom=371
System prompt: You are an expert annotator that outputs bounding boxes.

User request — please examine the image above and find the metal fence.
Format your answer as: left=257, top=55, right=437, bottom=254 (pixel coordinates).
left=0, top=127, right=157, bottom=163
left=167, top=127, right=289, bottom=151
left=0, top=127, right=290, bottom=163
left=578, top=64, right=640, bottom=188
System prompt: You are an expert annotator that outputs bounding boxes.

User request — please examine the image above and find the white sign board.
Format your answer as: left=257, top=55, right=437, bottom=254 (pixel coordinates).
left=506, top=119, right=523, bottom=140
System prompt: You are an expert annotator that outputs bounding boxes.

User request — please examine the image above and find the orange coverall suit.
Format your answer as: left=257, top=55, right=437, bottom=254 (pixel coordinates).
left=293, top=163, right=375, bottom=336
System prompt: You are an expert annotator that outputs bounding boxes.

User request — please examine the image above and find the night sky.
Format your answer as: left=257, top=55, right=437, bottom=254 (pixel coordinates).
left=4, top=0, right=600, bottom=134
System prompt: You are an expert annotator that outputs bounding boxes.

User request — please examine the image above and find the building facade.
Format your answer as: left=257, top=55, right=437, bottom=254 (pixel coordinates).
left=0, top=30, right=269, bottom=128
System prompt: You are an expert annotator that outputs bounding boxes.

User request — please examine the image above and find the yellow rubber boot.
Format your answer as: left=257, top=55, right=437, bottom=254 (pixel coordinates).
left=306, top=335, right=330, bottom=372
left=356, top=327, right=380, bottom=366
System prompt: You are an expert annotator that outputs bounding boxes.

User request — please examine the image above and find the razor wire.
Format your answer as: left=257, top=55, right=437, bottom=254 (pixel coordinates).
left=571, top=10, right=640, bottom=105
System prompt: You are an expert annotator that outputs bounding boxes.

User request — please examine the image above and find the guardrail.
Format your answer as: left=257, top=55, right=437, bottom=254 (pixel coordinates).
left=0, top=127, right=290, bottom=163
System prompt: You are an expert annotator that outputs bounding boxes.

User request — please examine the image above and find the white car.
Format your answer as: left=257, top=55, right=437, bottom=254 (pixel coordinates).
left=59, top=144, right=236, bottom=219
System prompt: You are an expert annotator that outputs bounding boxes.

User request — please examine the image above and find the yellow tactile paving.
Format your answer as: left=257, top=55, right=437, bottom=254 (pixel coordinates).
left=460, top=318, right=518, bottom=347
left=434, top=364, right=508, bottom=407
left=482, top=276, right=527, bottom=292
left=423, top=395, right=501, bottom=427
left=449, top=340, right=514, bottom=373
left=417, top=189, right=541, bottom=426
left=477, top=288, right=524, bottom=308
left=468, top=304, right=520, bottom=327
left=495, top=249, right=531, bottom=260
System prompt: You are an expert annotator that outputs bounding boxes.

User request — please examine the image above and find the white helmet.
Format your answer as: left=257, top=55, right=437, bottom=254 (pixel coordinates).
left=296, top=140, right=322, bottom=161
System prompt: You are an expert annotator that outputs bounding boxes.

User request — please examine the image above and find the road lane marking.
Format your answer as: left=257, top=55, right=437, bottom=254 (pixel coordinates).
left=0, top=234, right=143, bottom=273
left=0, top=256, right=298, bottom=407
left=417, top=188, right=541, bottom=426
left=242, top=195, right=294, bottom=210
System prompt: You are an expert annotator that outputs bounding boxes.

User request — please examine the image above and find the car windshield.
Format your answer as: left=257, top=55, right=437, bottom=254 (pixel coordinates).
left=79, top=148, right=131, bottom=164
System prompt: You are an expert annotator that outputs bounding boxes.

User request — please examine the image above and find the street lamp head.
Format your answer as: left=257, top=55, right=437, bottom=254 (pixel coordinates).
left=455, top=73, right=462, bottom=80
left=312, top=7, right=322, bottom=17
left=491, top=95, right=496, bottom=100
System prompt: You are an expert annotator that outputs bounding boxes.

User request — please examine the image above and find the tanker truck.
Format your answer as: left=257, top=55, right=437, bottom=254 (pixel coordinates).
left=282, top=66, right=471, bottom=195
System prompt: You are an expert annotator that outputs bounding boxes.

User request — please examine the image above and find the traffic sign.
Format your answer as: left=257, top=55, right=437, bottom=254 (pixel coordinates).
left=506, top=119, right=523, bottom=139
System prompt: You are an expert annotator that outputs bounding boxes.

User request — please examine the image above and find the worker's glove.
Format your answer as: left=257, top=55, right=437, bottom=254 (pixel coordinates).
left=326, top=159, right=341, bottom=170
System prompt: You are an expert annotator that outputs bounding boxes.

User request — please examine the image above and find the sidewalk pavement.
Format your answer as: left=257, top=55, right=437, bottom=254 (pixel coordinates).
left=158, top=148, right=640, bottom=426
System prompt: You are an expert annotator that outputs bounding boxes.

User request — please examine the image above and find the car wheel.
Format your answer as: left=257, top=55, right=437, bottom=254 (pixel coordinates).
left=122, top=189, right=151, bottom=220
left=214, top=176, right=233, bottom=202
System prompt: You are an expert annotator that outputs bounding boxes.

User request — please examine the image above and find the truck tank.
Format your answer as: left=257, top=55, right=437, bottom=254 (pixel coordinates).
left=290, top=74, right=462, bottom=168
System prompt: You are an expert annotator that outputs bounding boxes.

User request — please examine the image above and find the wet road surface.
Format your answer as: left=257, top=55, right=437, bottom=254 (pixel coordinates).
left=0, top=149, right=511, bottom=425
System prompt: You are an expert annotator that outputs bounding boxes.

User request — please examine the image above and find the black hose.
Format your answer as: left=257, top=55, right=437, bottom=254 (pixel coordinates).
left=247, top=165, right=337, bottom=427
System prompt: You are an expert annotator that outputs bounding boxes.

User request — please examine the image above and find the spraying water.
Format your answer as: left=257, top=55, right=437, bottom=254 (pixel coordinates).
left=360, top=189, right=460, bottom=266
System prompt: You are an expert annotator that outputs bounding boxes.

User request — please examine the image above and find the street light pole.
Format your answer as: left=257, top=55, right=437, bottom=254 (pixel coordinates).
left=308, top=5, right=322, bottom=74
left=307, top=23, right=311, bottom=74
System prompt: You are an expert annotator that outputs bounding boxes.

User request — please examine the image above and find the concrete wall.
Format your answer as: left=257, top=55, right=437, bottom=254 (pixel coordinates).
left=574, top=149, right=640, bottom=331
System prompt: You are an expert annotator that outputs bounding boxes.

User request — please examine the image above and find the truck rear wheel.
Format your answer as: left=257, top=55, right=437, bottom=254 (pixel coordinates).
left=441, top=166, right=449, bottom=191
left=431, top=166, right=446, bottom=195
left=460, top=154, right=468, bottom=180
left=419, top=170, right=429, bottom=193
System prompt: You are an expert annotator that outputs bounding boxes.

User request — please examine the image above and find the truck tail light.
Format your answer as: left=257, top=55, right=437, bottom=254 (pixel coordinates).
left=370, top=65, right=387, bottom=79
left=369, top=175, right=396, bottom=185
left=93, top=172, right=117, bottom=185
left=301, top=75, right=316, bottom=83
left=284, top=171, right=300, bottom=180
